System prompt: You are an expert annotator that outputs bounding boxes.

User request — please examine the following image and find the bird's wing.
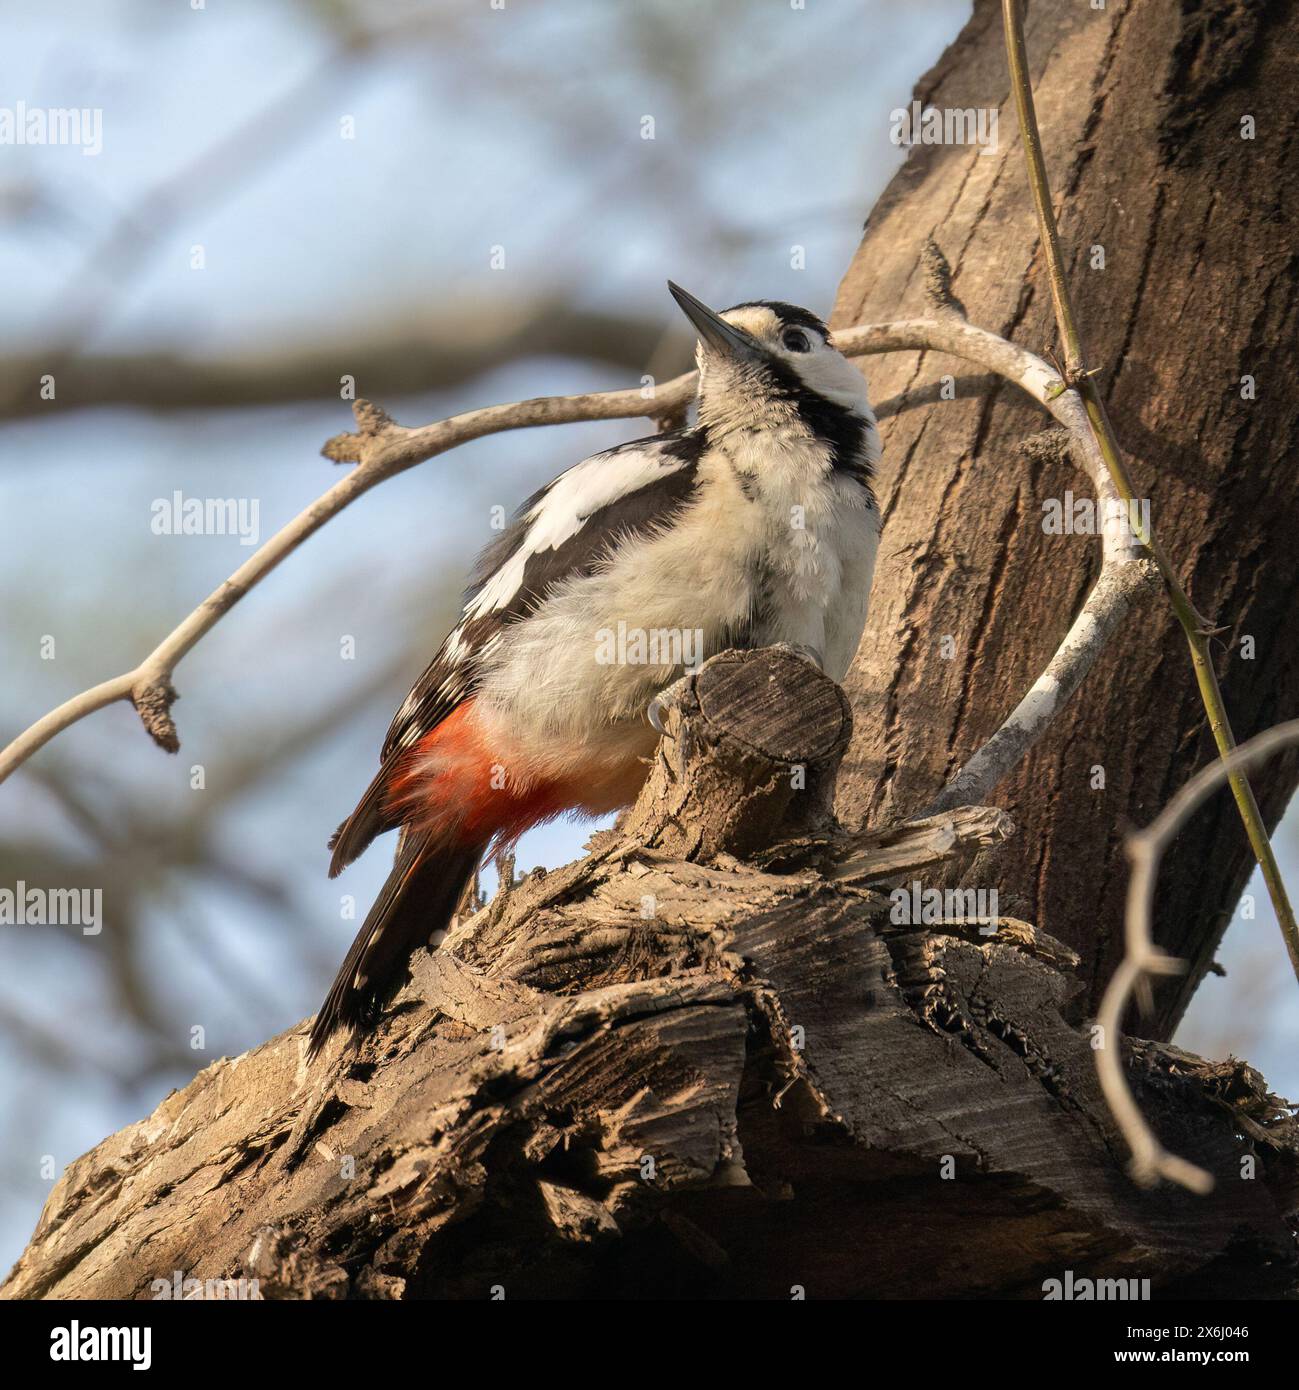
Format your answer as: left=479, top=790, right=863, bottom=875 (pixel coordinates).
left=382, top=429, right=703, bottom=760
left=328, top=431, right=702, bottom=874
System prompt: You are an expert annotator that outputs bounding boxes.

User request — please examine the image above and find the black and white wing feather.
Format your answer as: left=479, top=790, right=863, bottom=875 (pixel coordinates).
left=327, top=430, right=703, bottom=874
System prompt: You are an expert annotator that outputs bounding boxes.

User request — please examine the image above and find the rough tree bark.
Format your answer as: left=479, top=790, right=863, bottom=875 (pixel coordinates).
left=6, top=0, right=1299, bottom=1301
left=5, top=649, right=1297, bottom=1300
left=834, top=0, right=1299, bottom=1034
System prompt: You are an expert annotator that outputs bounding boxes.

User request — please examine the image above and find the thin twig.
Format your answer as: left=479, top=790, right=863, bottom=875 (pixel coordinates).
left=847, top=304, right=1156, bottom=811
left=1001, top=0, right=1298, bottom=983
left=1097, top=719, right=1299, bottom=1192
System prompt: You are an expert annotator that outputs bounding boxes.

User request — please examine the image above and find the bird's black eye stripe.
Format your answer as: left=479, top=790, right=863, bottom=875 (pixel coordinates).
left=782, top=328, right=811, bottom=353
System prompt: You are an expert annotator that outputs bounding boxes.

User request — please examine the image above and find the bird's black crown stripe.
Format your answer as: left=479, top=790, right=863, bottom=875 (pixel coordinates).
left=724, top=300, right=830, bottom=341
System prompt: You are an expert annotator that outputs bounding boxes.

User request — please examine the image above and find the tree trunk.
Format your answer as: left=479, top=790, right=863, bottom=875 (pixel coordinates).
left=6, top=649, right=1297, bottom=1300
left=833, top=0, right=1299, bottom=1035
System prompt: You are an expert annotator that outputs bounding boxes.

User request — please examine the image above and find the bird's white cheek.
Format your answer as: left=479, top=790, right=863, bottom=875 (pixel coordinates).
left=796, top=353, right=874, bottom=413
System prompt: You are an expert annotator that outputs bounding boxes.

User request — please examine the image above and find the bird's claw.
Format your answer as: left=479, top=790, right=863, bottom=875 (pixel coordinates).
left=772, top=642, right=824, bottom=670
left=647, top=672, right=693, bottom=735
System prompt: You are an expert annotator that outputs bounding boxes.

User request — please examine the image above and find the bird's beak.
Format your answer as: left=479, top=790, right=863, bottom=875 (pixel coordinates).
left=668, top=281, right=760, bottom=361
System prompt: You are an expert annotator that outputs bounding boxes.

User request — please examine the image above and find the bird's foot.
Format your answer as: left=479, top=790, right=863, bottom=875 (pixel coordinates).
left=647, top=672, right=694, bottom=735
left=770, top=642, right=824, bottom=670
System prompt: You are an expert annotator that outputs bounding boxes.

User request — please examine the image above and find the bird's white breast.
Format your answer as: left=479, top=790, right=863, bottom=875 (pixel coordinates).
left=710, top=427, right=879, bottom=679
left=473, top=428, right=878, bottom=778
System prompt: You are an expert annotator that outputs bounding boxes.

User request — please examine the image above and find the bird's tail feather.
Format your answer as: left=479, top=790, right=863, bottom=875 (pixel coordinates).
left=308, top=830, right=481, bottom=1056
left=327, top=760, right=399, bottom=878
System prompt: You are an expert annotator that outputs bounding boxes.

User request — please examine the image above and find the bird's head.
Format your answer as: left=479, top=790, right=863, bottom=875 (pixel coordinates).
left=667, top=281, right=878, bottom=475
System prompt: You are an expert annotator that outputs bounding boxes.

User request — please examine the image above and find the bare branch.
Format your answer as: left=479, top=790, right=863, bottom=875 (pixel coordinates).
left=0, top=311, right=1145, bottom=796
left=0, top=372, right=693, bottom=783
left=928, top=560, right=1160, bottom=814
left=1097, top=719, right=1299, bottom=1193
left=839, top=314, right=1151, bottom=811
left=828, top=804, right=1015, bottom=883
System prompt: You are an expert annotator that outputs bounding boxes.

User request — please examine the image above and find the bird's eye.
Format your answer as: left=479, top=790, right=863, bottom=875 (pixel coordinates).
left=782, top=329, right=811, bottom=353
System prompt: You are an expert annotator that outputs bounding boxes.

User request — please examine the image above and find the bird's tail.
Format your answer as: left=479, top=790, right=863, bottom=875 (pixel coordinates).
left=307, top=829, right=481, bottom=1056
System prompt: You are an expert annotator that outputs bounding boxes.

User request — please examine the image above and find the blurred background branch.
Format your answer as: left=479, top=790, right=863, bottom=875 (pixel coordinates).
left=0, top=301, right=677, bottom=419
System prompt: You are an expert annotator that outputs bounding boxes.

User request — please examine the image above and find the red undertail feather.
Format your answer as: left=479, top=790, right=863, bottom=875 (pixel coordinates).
left=309, top=700, right=591, bottom=1055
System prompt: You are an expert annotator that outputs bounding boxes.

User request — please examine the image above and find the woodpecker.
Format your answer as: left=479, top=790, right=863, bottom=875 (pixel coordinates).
left=308, top=282, right=882, bottom=1054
